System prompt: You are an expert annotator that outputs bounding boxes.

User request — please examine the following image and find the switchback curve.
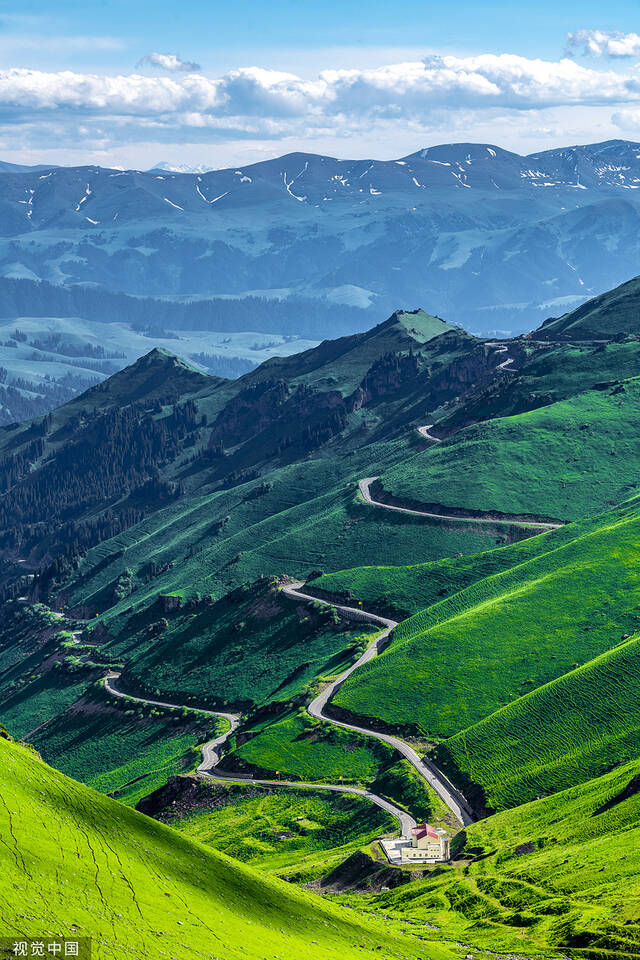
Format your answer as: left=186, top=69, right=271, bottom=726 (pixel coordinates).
left=103, top=671, right=417, bottom=836
left=282, top=582, right=475, bottom=827
left=358, top=476, right=562, bottom=532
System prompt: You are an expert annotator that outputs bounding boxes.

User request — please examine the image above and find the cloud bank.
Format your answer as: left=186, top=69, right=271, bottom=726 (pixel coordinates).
left=1, top=54, right=639, bottom=122
left=566, top=30, right=640, bottom=59
left=0, top=51, right=639, bottom=162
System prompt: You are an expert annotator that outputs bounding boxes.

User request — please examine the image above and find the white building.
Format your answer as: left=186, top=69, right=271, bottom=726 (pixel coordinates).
left=400, top=823, right=450, bottom=862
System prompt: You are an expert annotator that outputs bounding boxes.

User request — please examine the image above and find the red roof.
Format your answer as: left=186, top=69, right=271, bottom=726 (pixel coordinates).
left=412, top=823, right=439, bottom=840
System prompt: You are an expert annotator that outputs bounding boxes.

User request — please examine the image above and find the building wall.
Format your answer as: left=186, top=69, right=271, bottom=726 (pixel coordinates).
left=402, top=843, right=448, bottom=862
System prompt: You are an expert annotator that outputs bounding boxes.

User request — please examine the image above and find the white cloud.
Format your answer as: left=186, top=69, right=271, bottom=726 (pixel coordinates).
left=612, top=107, right=640, bottom=130
left=137, top=52, right=201, bottom=73
left=0, top=52, right=640, bottom=163
left=1, top=54, right=639, bottom=123
left=566, top=29, right=640, bottom=59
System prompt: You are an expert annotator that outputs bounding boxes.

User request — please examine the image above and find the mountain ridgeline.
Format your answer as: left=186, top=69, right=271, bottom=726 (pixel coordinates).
left=2, top=138, right=640, bottom=426
left=2, top=278, right=640, bottom=590
left=2, top=139, right=640, bottom=336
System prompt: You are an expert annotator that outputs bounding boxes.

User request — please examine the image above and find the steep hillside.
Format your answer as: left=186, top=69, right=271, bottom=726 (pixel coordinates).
left=381, top=374, right=640, bottom=522
left=7, top=288, right=640, bottom=807
left=0, top=349, right=220, bottom=572
left=139, top=777, right=398, bottom=879
left=4, top=268, right=640, bottom=960
left=0, top=734, right=447, bottom=960
left=537, top=274, right=640, bottom=341
left=435, top=630, right=640, bottom=812
left=312, top=512, right=587, bottom=619
left=0, top=307, right=511, bottom=605
left=109, top=578, right=377, bottom=712
left=327, top=497, right=640, bottom=742
left=370, top=759, right=640, bottom=957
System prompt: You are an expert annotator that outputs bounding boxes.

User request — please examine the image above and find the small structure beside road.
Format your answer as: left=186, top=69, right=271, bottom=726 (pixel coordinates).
left=380, top=823, right=450, bottom=864
left=402, top=823, right=450, bottom=862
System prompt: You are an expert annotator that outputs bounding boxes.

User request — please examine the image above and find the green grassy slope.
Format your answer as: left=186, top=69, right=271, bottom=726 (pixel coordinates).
left=8, top=278, right=640, bottom=960
left=249, top=309, right=459, bottom=394
left=538, top=273, right=640, bottom=340
left=368, top=759, right=640, bottom=957
left=0, top=734, right=450, bottom=960
left=227, top=710, right=395, bottom=784
left=382, top=377, right=640, bottom=522
left=145, top=779, right=396, bottom=878
left=0, top=304, right=495, bottom=611
left=32, top=686, right=224, bottom=807
left=312, top=512, right=587, bottom=618
left=0, top=670, right=92, bottom=739
left=112, top=578, right=376, bottom=711
left=67, top=457, right=497, bottom=626
left=331, top=498, right=640, bottom=737
left=0, top=601, right=113, bottom=740
left=436, top=630, right=640, bottom=811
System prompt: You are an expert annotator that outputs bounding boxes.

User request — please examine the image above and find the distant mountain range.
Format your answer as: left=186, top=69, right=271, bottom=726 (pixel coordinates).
left=1, top=139, right=640, bottom=337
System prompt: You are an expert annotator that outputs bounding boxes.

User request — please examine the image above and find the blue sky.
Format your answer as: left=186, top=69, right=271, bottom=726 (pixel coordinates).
left=0, top=0, right=639, bottom=168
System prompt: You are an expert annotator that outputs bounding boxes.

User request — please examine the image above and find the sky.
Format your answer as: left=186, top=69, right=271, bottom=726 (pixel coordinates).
left=0, top=0, right=640, bottom=169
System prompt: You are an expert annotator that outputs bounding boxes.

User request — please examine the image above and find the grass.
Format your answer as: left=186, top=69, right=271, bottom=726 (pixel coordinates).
left=264, top=309, right=456, bottom=395
left=227, top=709, right=395, bottom=784
left=539, top=273, right=640, bottom=340
left=0, top=670, right=93, bottom=740
left=222, top=713, right=451, bottom=828
left=0, top=604, right=77, bottom=708
left=362, top=758, right=640, bottom=957
left=32, top=686, right=224, bottom=807
left=330, top=497, right=640, bottom=737
left=0, top=733, right=454, bottom=960
left=9, top=289, right=640, bottom=958
left=154, top=780, right=396, bottom=877
left=371, top=759, right=454, bottom=828
left=67, top=455, right=497, bottom=630
left=312, top=511, right=587, bottom=618
left=382, top=377, right=640, bottom=522
left=435, top=630, right=640, bottom=812
left=111, top=578, right=376, bottom=711
left=0, top=601, right=110, bottom=740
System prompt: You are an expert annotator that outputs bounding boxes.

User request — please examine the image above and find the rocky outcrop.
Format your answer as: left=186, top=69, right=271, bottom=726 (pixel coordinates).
left=310, top=850, right=416, bottom=892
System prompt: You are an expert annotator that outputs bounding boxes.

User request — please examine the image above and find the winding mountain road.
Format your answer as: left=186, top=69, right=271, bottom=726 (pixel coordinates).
left=103, top=668, right=418, bottom=836
left=104, top=581, right=477, bottom=832
left=283, top=582, right=475, bottom=827
left=358, top=476, right=561, bottom=531
left=497, top=356, right=515, bottom=370
left=104, top=672, right=241, bottom=764
left=103, top=410, right=562, bottom=838
left=417, top=424, right=442, bottom=442
left=100, top=463, right=558, bottom=838
left=486, top=341, right=517, bottom=372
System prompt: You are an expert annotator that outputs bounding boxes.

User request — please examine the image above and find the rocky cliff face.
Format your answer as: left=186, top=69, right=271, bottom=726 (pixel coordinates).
left=350, top=352, right=421, bottom=409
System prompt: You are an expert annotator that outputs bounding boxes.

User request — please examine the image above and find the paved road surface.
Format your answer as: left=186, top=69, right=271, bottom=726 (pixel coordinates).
left=104, top=670, right=416, bottom=835
left=497, top=356, right=515, bottom=370
left=417, top=424, right=442, bottom=442
left=282, top=583, right=475, bottom=827
left=358, top=476, right=561, bottom=531
left=105, top=671, right=242, bottom=766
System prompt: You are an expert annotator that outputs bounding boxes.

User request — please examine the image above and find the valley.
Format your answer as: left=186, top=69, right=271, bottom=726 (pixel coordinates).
left=3, top=273, right=640, bottom=958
